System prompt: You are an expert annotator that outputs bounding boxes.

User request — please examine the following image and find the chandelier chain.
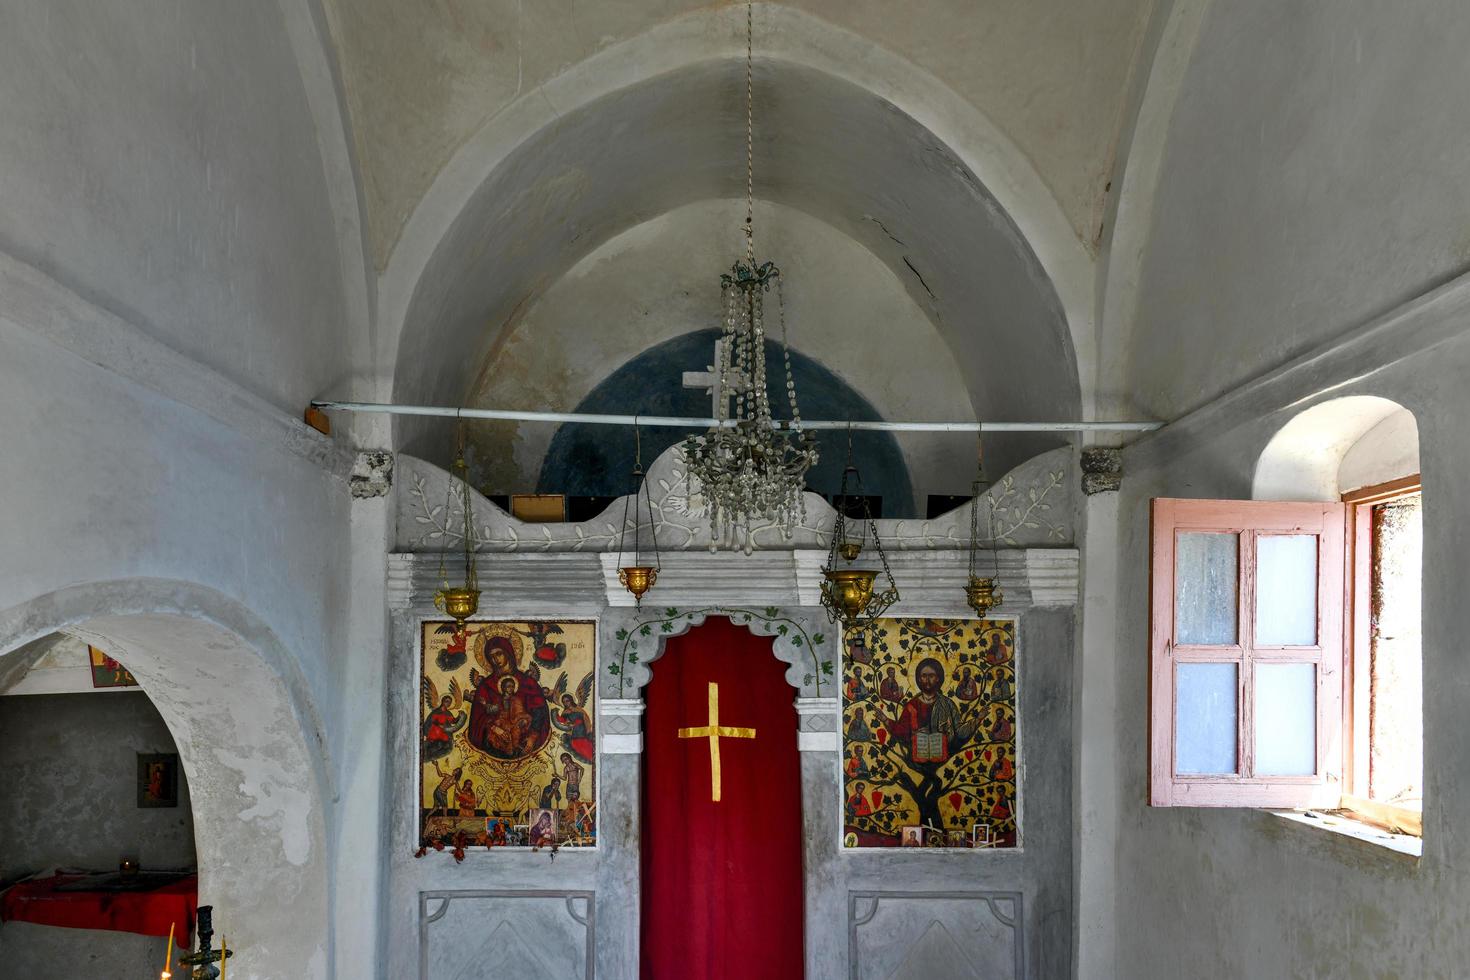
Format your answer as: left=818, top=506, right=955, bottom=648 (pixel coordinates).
left=682, top=0, right=817, bottom=549
left=745, top=0, right=755, bottom=264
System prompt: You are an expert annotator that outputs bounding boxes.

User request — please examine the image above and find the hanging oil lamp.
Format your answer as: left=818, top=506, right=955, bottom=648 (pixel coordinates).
left=964, top=432, right=1004, bottom=617
left=616, top=421, right=661, bottom=606
left=819, top=428, right=899, bottom=630
left=434, top=420, right=481, bottom=626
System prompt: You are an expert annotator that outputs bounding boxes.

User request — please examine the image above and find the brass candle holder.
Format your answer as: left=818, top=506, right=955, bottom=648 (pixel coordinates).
left=618, top=565, right=659, bottom=603
left=820, top=568, right=879, bottom=623
left=615, top=422, right=661, bottom=607
left=964, top=575, right=1003, bottom=618
left=434, top=586, right=480, bottom=625
left=818, top=433, right=899, bottom=630
left=963, top=433, right=1004, bottom=620
left=176, top=905, right=232, bottom=979
left=434, top=423, right=481, bottom=627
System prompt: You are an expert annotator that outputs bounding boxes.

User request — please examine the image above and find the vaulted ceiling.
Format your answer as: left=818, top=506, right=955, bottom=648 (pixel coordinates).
left=318, top=3, right=1164, bottom=494
left=321, top=0, right=1157, bottom=269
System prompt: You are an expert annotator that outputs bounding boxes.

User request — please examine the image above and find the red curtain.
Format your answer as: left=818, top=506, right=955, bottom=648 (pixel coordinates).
left=0, top=873, right=195, bottom=939
left=641, top=617, right=804, bottom=980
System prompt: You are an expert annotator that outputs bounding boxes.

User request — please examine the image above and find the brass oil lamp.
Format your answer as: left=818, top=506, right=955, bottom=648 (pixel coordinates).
left=819, top=430, right=898, bottom=630
left=616, top=422, right=661, bottom=606
left=434, top=422, right=481, bottom=626
left=965, top=433, right=1004, bottom=618
left=823, top=567, right=880, bottom=623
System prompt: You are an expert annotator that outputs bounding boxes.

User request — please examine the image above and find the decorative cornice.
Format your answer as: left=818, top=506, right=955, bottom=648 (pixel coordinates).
left=599, top=552, right=802, bottom=608
left=387, top=549, right=1080, bottom=612
left=385, top=552, right=606, bottom=610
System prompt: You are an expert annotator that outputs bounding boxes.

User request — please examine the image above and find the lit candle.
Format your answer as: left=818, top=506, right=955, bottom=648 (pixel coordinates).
left=162, top=921, right=175, bottom=978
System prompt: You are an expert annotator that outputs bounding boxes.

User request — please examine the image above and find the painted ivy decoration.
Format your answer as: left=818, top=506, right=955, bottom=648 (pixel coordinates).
left=609, top=606, right=833, bottom=698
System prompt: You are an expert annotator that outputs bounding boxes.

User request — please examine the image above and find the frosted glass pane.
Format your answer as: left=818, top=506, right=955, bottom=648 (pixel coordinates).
left=1255, top=663, right=1316, bottom=776
left=1176, top=533, right=1238, bottom=646
left=1176, top=662, right=1238, bottom=774
left=1256, top=534, right=1318, bottom=646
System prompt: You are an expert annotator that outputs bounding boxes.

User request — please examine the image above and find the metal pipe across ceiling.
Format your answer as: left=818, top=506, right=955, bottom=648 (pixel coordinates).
left=310, top=400, right=1162, bottom=434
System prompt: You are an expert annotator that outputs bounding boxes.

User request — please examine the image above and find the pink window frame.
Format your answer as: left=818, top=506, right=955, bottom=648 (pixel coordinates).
left=1149, top=499, right=1346, bottom=808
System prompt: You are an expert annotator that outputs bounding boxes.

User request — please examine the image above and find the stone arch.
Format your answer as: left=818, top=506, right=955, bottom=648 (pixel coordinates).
left=0, top=579, right=332, bottom=979
left=605, top=608, right=833, bottom=701
left=1253, top=395, right=1419, bottom=501
left=376, top=4, right=1089, bottom=459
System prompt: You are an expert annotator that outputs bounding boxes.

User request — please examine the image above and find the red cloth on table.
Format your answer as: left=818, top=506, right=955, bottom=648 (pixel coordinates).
left=0, top=873, right=196, bottom=939
left=640, top=617, right=804, bottom=979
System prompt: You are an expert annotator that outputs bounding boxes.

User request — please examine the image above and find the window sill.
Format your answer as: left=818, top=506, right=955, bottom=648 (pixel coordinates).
left=1267, top=808, right=1422, bottom=858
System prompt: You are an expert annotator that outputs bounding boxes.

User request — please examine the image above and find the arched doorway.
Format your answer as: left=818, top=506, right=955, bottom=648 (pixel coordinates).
left=640, top=616, right=803, bottom=979
left=0, top=580, right=332, bottom=979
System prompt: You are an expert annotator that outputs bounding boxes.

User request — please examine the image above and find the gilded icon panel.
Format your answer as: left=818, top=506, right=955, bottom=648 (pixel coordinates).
left=419, top=620, right=597, bottom=850
left=842, top=618, right=1018, bottom=848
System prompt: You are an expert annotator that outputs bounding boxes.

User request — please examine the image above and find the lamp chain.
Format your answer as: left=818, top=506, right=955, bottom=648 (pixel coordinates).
left=744, top=0, right=755, bottom=264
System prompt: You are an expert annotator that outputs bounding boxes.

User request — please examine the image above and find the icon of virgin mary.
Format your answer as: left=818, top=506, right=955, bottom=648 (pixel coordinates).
left=465, top=626, right=551, bottom=760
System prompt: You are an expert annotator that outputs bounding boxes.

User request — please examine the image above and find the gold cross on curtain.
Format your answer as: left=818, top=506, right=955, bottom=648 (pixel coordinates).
left=676, top=682, right=756, bottom=802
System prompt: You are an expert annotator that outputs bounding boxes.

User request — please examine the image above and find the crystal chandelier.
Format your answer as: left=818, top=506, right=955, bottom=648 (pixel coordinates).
left=819, top=432, right=899, bottom=631
left=681, top=1, right=818, bottom=547
left=964, top=434, right=1004, bottom=617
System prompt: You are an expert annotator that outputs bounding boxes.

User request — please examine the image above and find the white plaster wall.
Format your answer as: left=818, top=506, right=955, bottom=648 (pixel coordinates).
left=1092, top=5, right=1470, bottom=973
left=0, top=691, right=196, bottom=875
left=465, top=199, right=977, bottom=503
left=0, top=287, right=355, bottom=978
left=0, top=690, right=197, bottom=977
left=0, top=1, right=350, bottom=409
left=1103, top=342, right=1470, bottom=976
left=0, top=316, right=352, bottom=751
left=1251, top=396, right=1404, bottom=502
left=1115, top=0, right=1470, bottom=420
left=1339, top=408, right=1421, bottom=495
left=0, top=3, right=385, bottom=975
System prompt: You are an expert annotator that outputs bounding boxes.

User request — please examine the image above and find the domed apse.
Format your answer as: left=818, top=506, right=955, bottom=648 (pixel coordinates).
left=537, top=329, right=915, bottom=515
left=392, top=59, right=1079, bottom=482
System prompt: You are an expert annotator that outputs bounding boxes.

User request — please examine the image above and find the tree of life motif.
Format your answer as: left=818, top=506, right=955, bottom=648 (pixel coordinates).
left=841, top=618, right=1018, bottom=847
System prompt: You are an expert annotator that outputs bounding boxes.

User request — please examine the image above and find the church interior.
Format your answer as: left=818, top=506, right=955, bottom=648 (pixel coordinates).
left=0, top=2, right=1461, bottom=977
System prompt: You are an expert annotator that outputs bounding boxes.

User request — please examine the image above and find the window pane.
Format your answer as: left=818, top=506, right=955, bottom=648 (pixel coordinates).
left=1255, top=662, right=1316, bottom=776
left=1176, top=533, right=1238, bottom=645
left=1256, top=534, right=1318, bottom=646
left=1176, top=662, right=1238, bottom=774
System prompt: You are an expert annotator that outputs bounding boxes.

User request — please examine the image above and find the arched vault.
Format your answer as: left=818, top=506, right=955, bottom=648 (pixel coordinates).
left=379, top=8, right=1087, bottom=482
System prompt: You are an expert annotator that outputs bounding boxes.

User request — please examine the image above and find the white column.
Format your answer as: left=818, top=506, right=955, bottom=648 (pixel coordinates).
left=600, top=698, right=645, bottom=754
left=795, top=696, right=840, bottom=752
